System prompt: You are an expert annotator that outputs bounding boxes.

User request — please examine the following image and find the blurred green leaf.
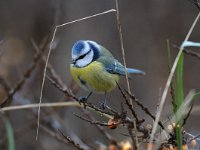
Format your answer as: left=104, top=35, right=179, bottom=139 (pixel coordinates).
left=1, top=113, right=15, bottom=150
left=176, top=52, right=184, bottom=150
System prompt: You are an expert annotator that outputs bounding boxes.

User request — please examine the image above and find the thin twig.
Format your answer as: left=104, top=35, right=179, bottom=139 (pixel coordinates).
left=74, top=113, right=110, bottom=127
left=128, top=126, right=136, bottom=148
left=185, top=131, right=200, bottom=141
left=167, top=40, right=177, bottom=113
left=187, top=134, right=200, bottom=144
left=188, top=0, right=200, bottom=10
left=116, top=83, right=139, bottom=123
left=81, top=110, right=116, bottom=143
left=41, top=125, right=88, bottom=150
left=57, top=129, right=89, bottom=150
left=115, top=0, right=131, bottom=100
left=115, top=0, right=138, bottom=148
left=124, top=89, right=165, bottom=130
left=182, top=102, right=194, bottom=126
left=1, top=101, right=114, bottom=121
left=57, top=9, right=116, bottom=28
left=173, top=44, right=200, bottom=60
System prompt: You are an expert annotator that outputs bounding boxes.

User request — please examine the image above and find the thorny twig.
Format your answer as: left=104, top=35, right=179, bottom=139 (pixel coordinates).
left=83, top=110, right=117, bottom=143
left=173, top=45, right=200, bottom=60
left=40, top=125, right=89, bottom=150
left=116, top=83, right=141, bottom=124
left=167, top=40, right=177, bottom=113
left=117, top=83, right=165, bottom=130
left=125, top=89, right=165, bottom=130
left=57, top=129, right=88, bottom=150
left=117, top=83, right=153, bottom=139
left=115, top=0, right=139, bottom=148
left=74, top=113, right=112, bottom=127
left=182, top=102, right=194, bottom=126
left=187, top=134, right=200, bottom=144
left=128, top=126, right=137, bottom=148
left=188, top=0, right=200, bottom=10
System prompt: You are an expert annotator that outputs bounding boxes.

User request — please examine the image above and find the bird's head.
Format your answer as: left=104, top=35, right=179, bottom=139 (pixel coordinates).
left=71, top=40, right=100, bottom=67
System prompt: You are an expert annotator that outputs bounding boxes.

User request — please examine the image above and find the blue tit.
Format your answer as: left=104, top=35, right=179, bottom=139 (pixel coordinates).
left=70, top=40, right=145, bottom=106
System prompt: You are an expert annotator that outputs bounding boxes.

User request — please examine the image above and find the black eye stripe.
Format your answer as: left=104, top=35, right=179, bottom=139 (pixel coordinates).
left=75, top=49, right=92, bottom=61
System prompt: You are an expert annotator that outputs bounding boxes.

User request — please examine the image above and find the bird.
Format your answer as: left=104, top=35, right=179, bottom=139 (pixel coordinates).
left=70, top=40, right=145, bottom=108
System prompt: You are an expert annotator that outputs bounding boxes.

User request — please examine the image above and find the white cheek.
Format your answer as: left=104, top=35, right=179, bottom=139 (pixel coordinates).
left=76, top=51, right=94, bottom=67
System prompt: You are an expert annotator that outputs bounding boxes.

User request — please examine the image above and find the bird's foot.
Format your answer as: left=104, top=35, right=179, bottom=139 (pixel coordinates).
left=78, top=92, right=92, bottom=109
left=78, top=97, right=88, bottom=109
left=78, top=97, right=87, bottom=103
left=99, top=101, right=107, bottom=110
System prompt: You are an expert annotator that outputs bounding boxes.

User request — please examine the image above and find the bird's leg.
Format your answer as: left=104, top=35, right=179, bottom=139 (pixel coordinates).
left=78, top=91, right=92, bottom=103
left=100, top=92, right=107, bottom=110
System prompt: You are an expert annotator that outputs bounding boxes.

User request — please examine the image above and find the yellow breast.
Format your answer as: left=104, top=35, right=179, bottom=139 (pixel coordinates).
left=70, top=61, right=119, bottom=93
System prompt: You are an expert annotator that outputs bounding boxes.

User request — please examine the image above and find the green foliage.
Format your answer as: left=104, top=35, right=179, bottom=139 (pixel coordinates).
left=176, top=53, right=184, bottom=150
left=1, top=114, right=15, bottom=150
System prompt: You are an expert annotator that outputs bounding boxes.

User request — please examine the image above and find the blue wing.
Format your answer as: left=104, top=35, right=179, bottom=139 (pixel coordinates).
left=97, top=56, right=145, bottom=76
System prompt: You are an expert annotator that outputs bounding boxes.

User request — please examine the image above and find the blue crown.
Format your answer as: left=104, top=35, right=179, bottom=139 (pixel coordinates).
left=72, top=40, right=85, bottom=55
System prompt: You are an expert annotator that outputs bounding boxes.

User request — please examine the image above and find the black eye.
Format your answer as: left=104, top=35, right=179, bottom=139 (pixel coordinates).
left=76, top=49, right=91, bottom=61
left=78, top=53, right=87, bottom=60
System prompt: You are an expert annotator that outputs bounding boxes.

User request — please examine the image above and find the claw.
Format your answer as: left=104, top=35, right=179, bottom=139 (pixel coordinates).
left=77, top=92, right=92, bottom=109
left=100, top=101, right=106, bottom=110
left=78, top=97, right=87, bottom=103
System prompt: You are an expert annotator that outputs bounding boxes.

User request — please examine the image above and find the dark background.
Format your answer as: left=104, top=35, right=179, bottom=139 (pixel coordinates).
left=0, top=0, right=200, bottom=149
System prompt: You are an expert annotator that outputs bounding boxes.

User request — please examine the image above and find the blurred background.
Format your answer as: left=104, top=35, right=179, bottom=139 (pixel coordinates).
left=0, top=0, right=200, bottom=149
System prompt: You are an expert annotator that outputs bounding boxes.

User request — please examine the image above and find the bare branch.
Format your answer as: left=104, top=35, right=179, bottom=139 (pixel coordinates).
left=182, top=102, right=194, bottom=126
left=173, top=44, right=200, bottom=60
left=57, top=129, right=89, bottom=150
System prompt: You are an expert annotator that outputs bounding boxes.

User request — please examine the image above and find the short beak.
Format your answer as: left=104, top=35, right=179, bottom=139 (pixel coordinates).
left=70, top=59, right=76, bottom=64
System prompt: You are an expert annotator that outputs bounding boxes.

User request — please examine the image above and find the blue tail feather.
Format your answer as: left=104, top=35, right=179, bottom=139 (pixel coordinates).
left=127, top=68, right=145, bottom=75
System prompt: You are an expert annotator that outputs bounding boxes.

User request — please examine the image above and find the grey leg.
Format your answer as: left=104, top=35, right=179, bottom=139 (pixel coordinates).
left=100, top=91, right=107, bottom=110
left=78, top=91, right=93, bottom=103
